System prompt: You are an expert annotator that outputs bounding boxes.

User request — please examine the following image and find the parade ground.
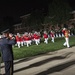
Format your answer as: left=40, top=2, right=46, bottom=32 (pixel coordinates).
left=1, top=46, right=75, bottom=75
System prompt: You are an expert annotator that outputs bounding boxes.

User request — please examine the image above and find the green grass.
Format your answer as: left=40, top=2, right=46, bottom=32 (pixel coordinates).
left=13, top=36, right=75, bottom=60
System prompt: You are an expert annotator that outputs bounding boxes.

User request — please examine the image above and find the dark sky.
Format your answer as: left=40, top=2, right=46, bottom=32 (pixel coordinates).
left=0, top=0, right=75, bottom=23
left=0, top=0, right=50, bottom=22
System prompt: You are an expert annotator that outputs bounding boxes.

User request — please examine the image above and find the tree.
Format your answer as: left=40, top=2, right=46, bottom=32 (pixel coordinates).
left=27, top=9, right=45, bottom=31
left=1, top=16, right=14, bottom=33
left=44, top=0, right=72, bottom=25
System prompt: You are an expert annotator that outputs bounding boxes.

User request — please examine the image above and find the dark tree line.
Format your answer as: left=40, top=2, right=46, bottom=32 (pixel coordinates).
left=0, top=0, right=73, bottom=32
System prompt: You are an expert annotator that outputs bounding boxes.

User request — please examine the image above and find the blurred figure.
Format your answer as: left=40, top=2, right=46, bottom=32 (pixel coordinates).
left=50, top=31, right=55, bottom=43
left=0, top=29, right=16, bottom=75
left=62, top=28, right=70, bottom=48
left=15, top=33, right=21, bottom=48
left=43, top=31, right=48, bottom=44
left=23, top=32, right=31, bottom=47
left=19, top=34, right=24, bottom=47
left=33, top=31, right=40, bottom=45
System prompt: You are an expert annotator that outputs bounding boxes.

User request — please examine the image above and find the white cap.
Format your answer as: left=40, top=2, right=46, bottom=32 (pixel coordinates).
left=63, top=28, right=66, bottom=30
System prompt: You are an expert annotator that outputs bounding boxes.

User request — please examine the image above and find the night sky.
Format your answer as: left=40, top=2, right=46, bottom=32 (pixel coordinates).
left=0, top=0, right=75, bottom=23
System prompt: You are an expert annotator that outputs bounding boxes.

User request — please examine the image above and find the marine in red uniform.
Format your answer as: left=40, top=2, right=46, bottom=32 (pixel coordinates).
left=43, top=31, right=48, bottom=44
left=19, top=35, right=24, bottom=47
left=23, top=32, right=31, bottom=47
left=50, top=31, right=55, bottom=43
left=33, top=31, right=40, bottom=45
left=15, top=33, right=21, bottom=48
left=62, top=28, right=70, bottom=48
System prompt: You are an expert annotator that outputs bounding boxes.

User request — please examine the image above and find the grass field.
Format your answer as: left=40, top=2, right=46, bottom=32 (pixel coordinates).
left=13, top=36, right=75, bottom=60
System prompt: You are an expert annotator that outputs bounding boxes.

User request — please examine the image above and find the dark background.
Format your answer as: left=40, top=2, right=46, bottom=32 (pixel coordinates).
left=0, top=0, right=75, bottom=23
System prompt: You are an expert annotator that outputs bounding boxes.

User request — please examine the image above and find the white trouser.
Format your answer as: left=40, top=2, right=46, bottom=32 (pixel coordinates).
left=51, top=37, right=54, bottom=43
left=20, top=41, right=24, bottom=46
left=59, top=34, right=61, bottom=37
left=62, top=33, right=64, bottom=37
left=26, top=40, right=31, bottom=47
left=44, top=38, right=48, bottom=44
left=34, top=39, right=39, bottom=45
left=24, top=41, right=26, bottom=45
left=38, top=39, right=40, bottom=44
left=17, top=41, right=20, bottom=48
left=56, top=33, right=58, bottom=37
left=63, top=38, right=70, bottom=48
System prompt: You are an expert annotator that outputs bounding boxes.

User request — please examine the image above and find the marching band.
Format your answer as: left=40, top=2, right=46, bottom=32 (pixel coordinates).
left=1, top=28, right=70, bottom=48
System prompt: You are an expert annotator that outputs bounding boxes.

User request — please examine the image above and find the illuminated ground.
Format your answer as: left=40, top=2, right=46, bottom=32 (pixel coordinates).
left=1, top=46, right=75, bottom=75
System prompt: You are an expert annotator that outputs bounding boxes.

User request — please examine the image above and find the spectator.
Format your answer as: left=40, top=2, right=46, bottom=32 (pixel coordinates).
left=0, top=29, right=16, bottom=75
